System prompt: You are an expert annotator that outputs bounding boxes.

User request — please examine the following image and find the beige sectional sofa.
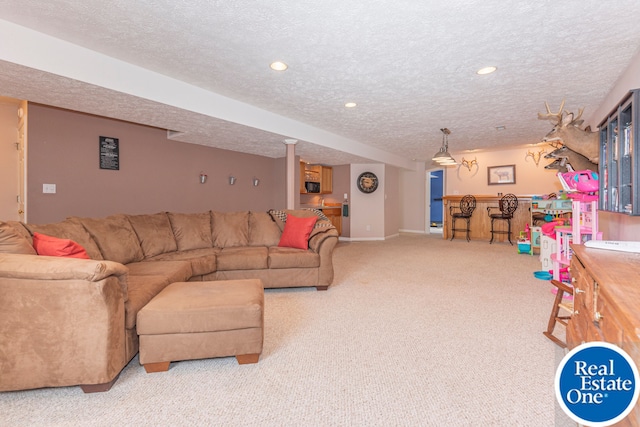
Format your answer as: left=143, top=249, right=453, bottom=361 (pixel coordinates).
left=0, top=209, right=338, bottom=393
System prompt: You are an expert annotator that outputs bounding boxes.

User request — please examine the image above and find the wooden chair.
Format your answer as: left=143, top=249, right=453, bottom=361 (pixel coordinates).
left=543, top=279, right=574, bottom=348
left=449, top=195, right=476, bottom=242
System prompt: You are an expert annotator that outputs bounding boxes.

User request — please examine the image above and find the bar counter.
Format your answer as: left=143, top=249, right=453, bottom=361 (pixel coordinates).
left=442, top=195, right=532, bottom=242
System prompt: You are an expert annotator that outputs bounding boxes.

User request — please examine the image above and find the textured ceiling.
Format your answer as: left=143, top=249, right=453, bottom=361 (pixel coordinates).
left=1, top=1, right=640, bottom=167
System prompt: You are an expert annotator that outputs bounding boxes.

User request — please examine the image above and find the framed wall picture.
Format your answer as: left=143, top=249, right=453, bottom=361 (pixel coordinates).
left=487, top=164, right=516, bottom=185
left=99, top=136, right=119, bottom=170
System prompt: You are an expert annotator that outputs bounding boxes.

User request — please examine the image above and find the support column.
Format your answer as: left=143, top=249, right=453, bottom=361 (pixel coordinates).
left=284, top=139, right=298, bottom=210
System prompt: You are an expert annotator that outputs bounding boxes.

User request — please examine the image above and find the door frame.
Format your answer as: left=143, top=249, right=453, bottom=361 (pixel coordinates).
left=425, top=166, right=445, bottom=234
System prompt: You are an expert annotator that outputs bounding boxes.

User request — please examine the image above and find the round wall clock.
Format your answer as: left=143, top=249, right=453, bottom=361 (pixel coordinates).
left=357, top=171, right=379, bottom=193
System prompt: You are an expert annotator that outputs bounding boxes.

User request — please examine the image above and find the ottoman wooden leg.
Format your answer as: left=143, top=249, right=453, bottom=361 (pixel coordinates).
left=236, top=353, right=260, bottom=364
left=143, top=361, right=171, bottom=373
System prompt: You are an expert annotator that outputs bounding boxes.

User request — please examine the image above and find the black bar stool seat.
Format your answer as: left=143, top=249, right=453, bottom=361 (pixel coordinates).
left=487, top=194, right=518, bottom=244
left=450, top=195, right=476, bottom=242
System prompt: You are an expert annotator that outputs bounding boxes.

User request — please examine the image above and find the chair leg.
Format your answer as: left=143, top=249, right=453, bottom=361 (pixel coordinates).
left=465, top=218, right=471, bottom=242
left=489, top=218, right=495, bottom=244
left=543, top=287, right=567, bottom=348
left=507, top=219, right=513, bottom=245
left=450, top=217, right=456, bottom=241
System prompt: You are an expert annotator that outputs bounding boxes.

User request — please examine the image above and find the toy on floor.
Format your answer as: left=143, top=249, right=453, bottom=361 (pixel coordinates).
left=517, top=224, right=531, bottom=254
left=541, top=218, right=569, bottom=237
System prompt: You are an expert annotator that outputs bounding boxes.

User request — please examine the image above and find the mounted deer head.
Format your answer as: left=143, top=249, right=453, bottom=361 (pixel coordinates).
left=544, top=156, right=572, bottom=173
left=460, top=157, right=478, bottom=172
left=543, top=145, right=597, bottom=173
left=538, top=101, right=599, bottom=164
left=525, top=148, right=546, bottom=166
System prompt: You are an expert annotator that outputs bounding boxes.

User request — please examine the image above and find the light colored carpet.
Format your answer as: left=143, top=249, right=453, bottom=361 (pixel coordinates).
left=1, top=233, right=574, bottom=426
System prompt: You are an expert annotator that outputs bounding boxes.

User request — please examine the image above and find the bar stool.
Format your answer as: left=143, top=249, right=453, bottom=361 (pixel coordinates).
left=450, top=195, right=476, bottom=242
left=487, top=193, right=518, bottom=244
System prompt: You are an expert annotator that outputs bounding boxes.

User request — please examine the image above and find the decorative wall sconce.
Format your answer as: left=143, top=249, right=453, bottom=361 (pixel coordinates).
left=253, top=178, right=260, bottom=187
left=460, top=157, right=478, bottom=172
left=229, top=175, right=236, bottom=185
left=525, top=148, right=547, bottom=167
left=199, top=172, right=207, bottom=184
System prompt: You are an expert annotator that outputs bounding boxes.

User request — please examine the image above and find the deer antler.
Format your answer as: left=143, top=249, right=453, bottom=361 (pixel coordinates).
left=525, top=148, right=547, bottom=167
left=460, top=157, right=478, bottom=172
left=568, top=107, right=585, bottom=126
left=538, top=100, right=565, bottom=124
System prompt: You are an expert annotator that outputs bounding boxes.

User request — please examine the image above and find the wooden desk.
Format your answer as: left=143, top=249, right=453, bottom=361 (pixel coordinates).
left=568, top=245, right=640, bottom=426
left=442, top=195, right=532, bottom=242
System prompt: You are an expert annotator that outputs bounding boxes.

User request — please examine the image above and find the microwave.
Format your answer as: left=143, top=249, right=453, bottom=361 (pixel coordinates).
left=305, top=181, right=321, bottom=193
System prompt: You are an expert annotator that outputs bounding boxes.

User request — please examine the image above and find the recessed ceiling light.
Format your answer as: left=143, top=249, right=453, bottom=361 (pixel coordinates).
left=344, top=102, right=357, bottom=108
left=477, top=66, right=497, bottom=75
left=495, top=125, right=506, bottom=131
left=270, top=61, right=288, bottom=71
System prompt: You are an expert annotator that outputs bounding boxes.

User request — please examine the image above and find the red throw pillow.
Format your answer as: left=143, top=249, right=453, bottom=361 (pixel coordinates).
left=32, top=232, right=90, bottom=259
left=278, top=214, right=317, bottom=249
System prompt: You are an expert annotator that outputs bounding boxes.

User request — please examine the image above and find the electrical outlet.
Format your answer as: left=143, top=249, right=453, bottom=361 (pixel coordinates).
left=43, top=184, right=56, bottom=194
left=366, top=225, right=371, bottom=231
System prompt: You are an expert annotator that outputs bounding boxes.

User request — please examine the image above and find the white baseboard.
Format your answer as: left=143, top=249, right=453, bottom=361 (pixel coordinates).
left=340, top=236, right=386, bottom=242
left=399, top=229, right=427, bottom=234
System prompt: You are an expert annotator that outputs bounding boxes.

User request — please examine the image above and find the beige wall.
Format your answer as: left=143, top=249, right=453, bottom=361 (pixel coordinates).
left=350, top=163, right=386, bottom=240
left=445, top=144, right=563, bottom=197
left=398, top=163, right=427, bottom=234
left=384, top=165, right=400, bottom=238
left=26, top=104, right=285, bottom=223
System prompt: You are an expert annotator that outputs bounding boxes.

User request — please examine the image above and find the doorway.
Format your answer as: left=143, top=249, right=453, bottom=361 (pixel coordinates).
left=428, top=169, right=444, bottom=233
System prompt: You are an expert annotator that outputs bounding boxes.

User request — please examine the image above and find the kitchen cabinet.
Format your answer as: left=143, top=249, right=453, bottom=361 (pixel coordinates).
left=320, top=166, right=333, bottom=194
left=300, top=163, right=333, bottom=194
left=321, top=206, right=342, bottom=235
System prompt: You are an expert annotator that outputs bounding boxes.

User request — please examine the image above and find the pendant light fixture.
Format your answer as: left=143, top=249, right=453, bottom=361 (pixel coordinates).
left=432, top=128, right=457, bottom=165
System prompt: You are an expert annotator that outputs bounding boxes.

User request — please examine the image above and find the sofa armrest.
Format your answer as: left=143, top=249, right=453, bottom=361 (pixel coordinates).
left=0, top=258, right=129, bottom=392
left=308, top=228, right=339, bottom=289
left=0, top=253, right=129, bottom=299
left=308, top=228, right=339, bottom=253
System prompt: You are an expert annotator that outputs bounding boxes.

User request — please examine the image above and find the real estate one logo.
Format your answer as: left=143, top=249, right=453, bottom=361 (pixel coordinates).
left=555, top=341, right=639, bottom=426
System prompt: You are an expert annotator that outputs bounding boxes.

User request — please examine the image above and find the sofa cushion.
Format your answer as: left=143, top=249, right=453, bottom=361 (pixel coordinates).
left=168, top=212, right=213, bottom=251
left=126, top=260, right=192, bottom=284
left=76, top=215, right=144, bottom=264
left=32, top=232, right=90, bottom=259
left=248, top=211, right=281, bottom=247
left=4, top=221, right=32, bottom=243
left=217, top=246, right=268, bottom=271
left=211, top=211, right=249, bottom=247
left=125, top=261, right=191, bottom=329
left=127, top=213, right=177, bottom=258
left=124, top=275, right=172, bottom=329
left=269, top=208, right=328, bottom=231
left=0, top=222, right=36, bottom=255
left=278, top=214, right=317, bottom=249
left=147, top=247, right=218, bottom=276
left=27, top=218, right=104, bottom=260
left=268, top=246, right=320, bottom=269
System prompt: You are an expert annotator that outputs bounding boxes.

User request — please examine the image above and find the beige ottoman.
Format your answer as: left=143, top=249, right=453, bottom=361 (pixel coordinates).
left=137, top=279, right=264, bottom=373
